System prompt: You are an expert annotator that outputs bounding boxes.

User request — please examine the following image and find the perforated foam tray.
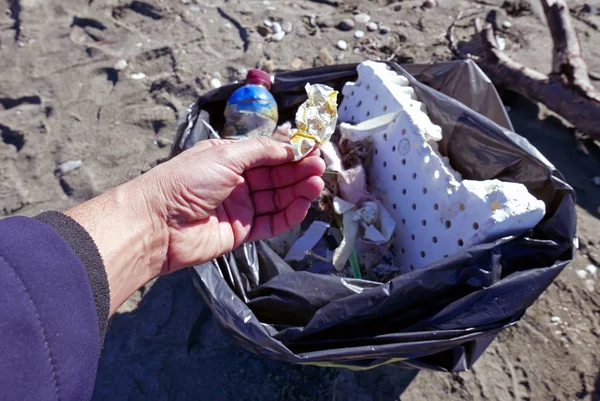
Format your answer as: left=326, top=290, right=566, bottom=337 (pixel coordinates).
left=338, top=61, right=545, bottom=272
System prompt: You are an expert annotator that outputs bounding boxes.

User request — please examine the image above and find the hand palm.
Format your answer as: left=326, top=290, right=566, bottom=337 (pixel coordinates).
left=152, top=138, right=324, bottom=273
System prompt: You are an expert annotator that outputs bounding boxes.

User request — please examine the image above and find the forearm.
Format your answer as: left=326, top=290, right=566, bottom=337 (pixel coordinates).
left=65, top=174, right=167, bottom=316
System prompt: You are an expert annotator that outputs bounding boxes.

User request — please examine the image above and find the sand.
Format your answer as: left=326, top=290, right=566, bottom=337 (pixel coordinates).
left=1, top=0, right=599, bottom=399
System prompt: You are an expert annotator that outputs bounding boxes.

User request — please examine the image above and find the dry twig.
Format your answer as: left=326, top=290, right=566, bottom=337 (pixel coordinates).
left=448, top=0, right=600, bottom=139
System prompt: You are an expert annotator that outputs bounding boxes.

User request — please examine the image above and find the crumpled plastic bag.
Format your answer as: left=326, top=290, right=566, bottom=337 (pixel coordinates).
left=171, top=60, right=576, bottom=372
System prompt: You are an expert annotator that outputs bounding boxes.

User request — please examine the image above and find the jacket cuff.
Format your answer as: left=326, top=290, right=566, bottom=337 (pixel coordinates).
left=34, top=211, right=110, bottom=346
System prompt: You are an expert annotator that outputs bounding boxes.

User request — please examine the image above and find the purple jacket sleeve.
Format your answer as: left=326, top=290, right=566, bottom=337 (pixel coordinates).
left=0, top=213, right=109, bottom=401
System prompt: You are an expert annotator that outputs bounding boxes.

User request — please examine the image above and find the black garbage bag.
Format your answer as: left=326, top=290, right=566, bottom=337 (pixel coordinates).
left=171, top=60, right=576, bottom=372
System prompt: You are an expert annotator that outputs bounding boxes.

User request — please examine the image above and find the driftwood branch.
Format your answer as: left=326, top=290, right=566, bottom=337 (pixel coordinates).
left=542, top=0, right=600, bottom=100
left=449, top=0, right=600, bottom=140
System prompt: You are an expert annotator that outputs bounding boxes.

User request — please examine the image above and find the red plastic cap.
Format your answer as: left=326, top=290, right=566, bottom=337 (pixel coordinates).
left=246, top=69, right=272, bottom=89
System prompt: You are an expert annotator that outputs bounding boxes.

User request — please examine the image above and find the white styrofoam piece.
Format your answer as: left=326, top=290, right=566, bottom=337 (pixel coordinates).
left=338, top=61, right=546, bottom=272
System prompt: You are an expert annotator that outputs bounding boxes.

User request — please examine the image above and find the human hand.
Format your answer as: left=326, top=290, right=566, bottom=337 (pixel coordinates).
left=66, top=137, right=325, bottom=314
left=146, top=137, right=325, bottom=275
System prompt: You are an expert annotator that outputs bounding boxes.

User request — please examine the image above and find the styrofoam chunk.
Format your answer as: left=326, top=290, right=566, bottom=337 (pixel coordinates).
left=338, top=61, right=546, bottom=271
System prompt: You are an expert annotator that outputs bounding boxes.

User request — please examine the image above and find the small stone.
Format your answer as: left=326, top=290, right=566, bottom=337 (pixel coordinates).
left=316, top=16, right=334, bottom=28
left=592, top=176, right=600, bottom=185
left=502, top=20, right=512, bottom=29
left=585, top=279, right=595, bottom=292
left=367, top=22, right=378, bottom=31
left=212, top=71, right=222, bottom=79
left=189, top=5, right=200, bottom=13
left=337, top=18, right=355, bottom=31
left=264, top=60, right=275, bottom=73
left=271, top=21, right=282, bottom=33
left=257, top=25, right=271, bottom=37
left=290, top=58, right=303, bottom=70
left=354, top=30, right=365, bottom=39
left=582, top=4, right=596, bottom=14
left=272, top=31, right=285, bottom=42
left=319, top=48, right=334, bottom=65
left=155, top=136, right=173, bottom=148
left=263, top=19, right=273, bottom=27
left=576, top=269, right=588, bottom=279
left=379, top=25, right=391, bottom=34
left=354, top=13, right=371, bottom=24
left=130, top=72, right=146, bottom=80
left=282, top=20, right=293, bottom=33
left=422, top=0, right=437, bottom=8
left=585, top=264, right=597, bottom=276
left=551, top=316, right=561, bottom=324
left=337, top=40, right=348, bottom=50
left=181, top=0, right=191, bottom=3
left=113, top=59, right=128, bottom=71
left=210, top=78, right=222, bottom=89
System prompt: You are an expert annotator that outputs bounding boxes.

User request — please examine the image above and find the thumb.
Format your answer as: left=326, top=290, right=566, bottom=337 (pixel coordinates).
left=214, top=137, right=295, bottom=174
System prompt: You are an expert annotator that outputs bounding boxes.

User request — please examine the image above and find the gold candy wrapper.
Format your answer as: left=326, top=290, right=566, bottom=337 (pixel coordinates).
left=290, top=83, right=339, bottom=160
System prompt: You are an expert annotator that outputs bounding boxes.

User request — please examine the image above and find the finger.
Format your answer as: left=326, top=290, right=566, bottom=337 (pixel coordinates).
left=249, top=198, right=312, bottom=241
left=211, top=137, right=294, bottom=174
left=252, top=176, right=324, bottom=215
left=245, top=155, right=325, bottom=192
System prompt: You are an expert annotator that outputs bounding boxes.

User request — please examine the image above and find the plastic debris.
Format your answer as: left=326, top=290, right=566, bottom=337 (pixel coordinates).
left=284, top=221, right=330, bottom=262
left=130, top=72, right=146, bottom=80
left=289, top=83, right=338, bottom=160
left=551, top=316, right=561, bottom=323
left=332, top=196, right=396, bottom=272
left=54, top=160, right=82, bottom=177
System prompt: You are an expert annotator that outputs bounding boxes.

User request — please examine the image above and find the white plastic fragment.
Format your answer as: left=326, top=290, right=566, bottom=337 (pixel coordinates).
left=551, top=316, right=561, bottom=323
left=130, top=72, right=146, bottom=80
left=284, top=221, right=330, bottom=262
left=55, top=160, right=82, bottom=176
left=338, top=61, right=546, bottom=271
left=332, top=197, right=395, bottom=271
